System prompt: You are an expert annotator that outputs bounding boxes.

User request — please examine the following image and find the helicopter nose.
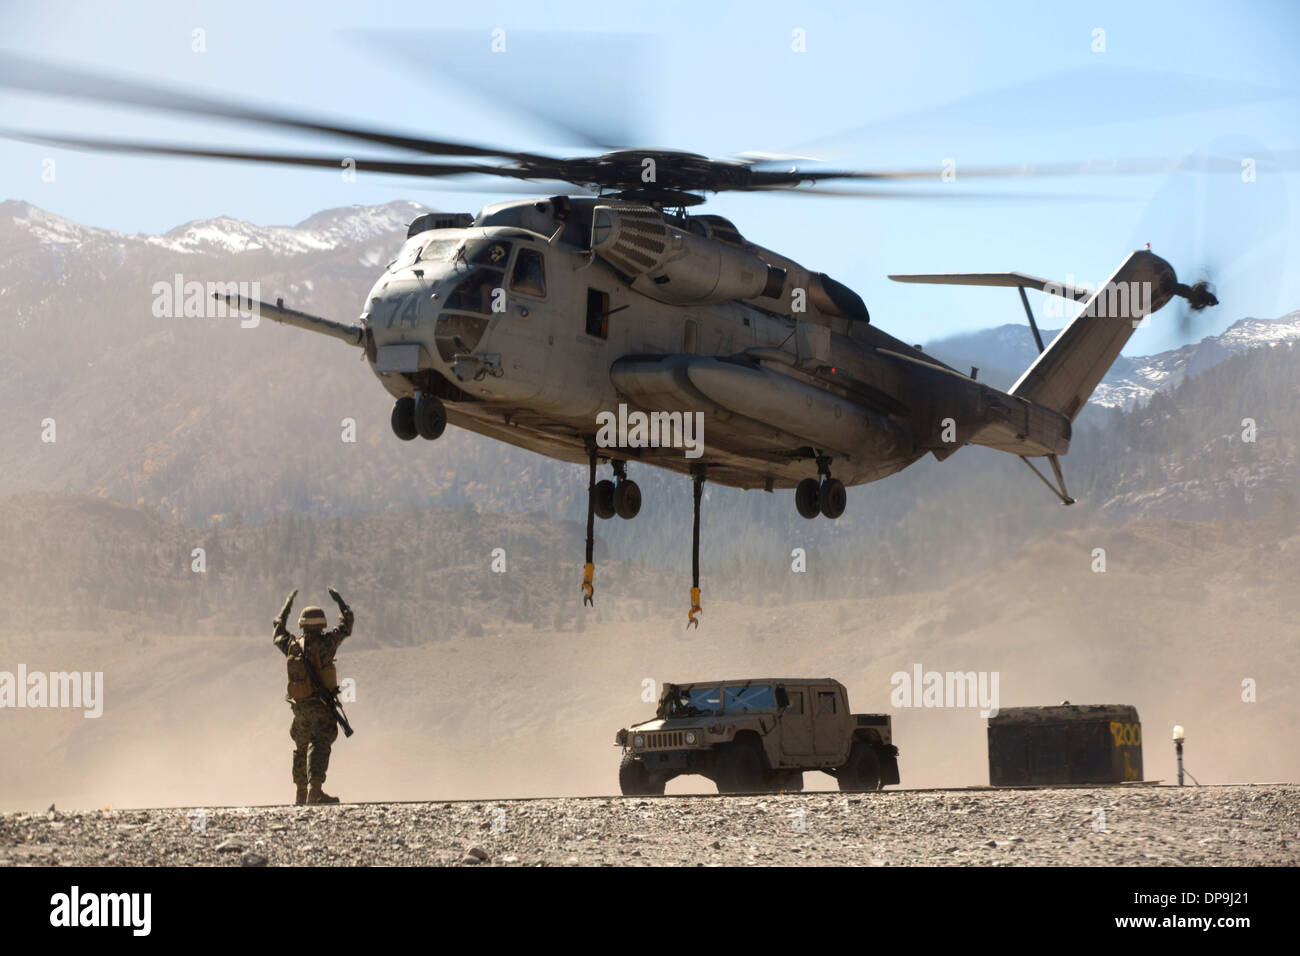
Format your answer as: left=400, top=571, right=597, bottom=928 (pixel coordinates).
left=364, top=279, right=433, bottom=336
left=362, top=279, right=444, bottom=376
left=432, top=311, right=491, bottom=364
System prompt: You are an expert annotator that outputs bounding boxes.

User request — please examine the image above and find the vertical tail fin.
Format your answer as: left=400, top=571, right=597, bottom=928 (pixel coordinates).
left=1010, top=250, right=1177, bottom=420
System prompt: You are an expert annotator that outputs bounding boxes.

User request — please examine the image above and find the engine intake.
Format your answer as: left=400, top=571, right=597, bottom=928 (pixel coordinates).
left=591, top=204, right=781, bottom=306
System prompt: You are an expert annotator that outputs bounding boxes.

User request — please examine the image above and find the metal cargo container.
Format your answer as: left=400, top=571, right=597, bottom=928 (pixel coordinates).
left=987, top=704, right=1143, bottom=786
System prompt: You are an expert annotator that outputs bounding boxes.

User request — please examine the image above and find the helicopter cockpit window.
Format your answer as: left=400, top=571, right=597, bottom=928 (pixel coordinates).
left=386, top=238, right=426, bottom=273
left=467, top=240, right=512, bottom=268
left=416, top=238, right=460, bottom=264
left=444, top=267, right=504, bottom=315
left=586, top=289, right=610, bottom=338
left=510, top=248, right=547, bottom=297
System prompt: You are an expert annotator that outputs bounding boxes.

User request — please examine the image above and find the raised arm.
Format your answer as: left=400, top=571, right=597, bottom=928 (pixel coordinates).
left=272, top=588, right=298, bottom=656
left=324, top=586, right=354, bottom=652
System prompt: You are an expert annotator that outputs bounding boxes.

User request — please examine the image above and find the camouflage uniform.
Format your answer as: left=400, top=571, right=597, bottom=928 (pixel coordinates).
left=274, top=605, right=353, bottom=796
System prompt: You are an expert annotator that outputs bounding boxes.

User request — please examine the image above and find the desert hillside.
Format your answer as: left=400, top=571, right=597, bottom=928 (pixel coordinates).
left=1, top=503, right=1295, bottom=811
left=1, top=202, right=1296, bottom=812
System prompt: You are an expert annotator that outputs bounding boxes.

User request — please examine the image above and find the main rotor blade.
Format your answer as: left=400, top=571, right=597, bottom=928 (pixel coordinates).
left=795, top=64, right=1299, bottom=146
left=743, top=185, right=1114, bottom=201
left=411, top=180, right=599, bottom=196
left=346, top=29, right=652, bottom=150
left=745, top=152, right=1299, bottom=188
left=0, top=129, right=553, bottom=180
left=0, top=52, right=559, bottom=164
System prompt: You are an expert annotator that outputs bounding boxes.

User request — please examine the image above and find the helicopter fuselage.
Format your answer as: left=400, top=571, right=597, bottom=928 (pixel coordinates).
left=357, top=196, right=1048, bottom=491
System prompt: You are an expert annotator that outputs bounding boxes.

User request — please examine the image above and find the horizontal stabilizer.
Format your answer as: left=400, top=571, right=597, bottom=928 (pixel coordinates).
left=888, top=271, right=1089, bottom=301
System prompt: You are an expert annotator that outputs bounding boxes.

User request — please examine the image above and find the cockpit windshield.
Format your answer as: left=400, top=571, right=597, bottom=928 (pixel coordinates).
left=444, top=267, right=504, bottom=315
left=417, top=238, right=460, bottom=264
left=465, top=239, right=512, bottom=268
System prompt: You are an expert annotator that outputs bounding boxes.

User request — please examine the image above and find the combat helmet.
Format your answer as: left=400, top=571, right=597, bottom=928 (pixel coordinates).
left=298, top=606, right=328, bottom=631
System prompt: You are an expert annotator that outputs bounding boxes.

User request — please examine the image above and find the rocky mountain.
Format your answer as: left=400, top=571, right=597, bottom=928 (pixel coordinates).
left=1, top=201, right=1297, bottom=810
left=0, top=200, right=1295, bottom=596
left=2, top=199, right=430, bottom=257
left=926, top=312, right=1300, bottom=409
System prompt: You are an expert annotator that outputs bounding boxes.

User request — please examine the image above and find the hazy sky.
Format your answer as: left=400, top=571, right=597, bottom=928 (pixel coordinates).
left=2, top=0, right=1297, bottom=349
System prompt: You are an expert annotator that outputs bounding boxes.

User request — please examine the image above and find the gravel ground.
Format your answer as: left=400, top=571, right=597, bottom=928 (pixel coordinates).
left=1, top=785, right=1295, bottom=866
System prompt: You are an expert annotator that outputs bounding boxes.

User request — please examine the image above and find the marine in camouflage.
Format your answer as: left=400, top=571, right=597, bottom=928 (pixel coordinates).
left=273, top=588, right=353, bottom=803
left=289, top=699, right=339, bottom=786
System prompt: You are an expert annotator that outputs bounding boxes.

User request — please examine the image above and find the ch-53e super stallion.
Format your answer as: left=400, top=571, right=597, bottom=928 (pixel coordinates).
left=0, top=55, right=1221, bottom=625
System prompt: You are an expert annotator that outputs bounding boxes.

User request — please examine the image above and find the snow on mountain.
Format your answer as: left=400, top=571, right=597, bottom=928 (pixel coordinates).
left=6, top=198, right=1296, bottom=412
left=2, top=201, right=106, bottom=246
left=146, top=200, right=431, bottom=255
left=146, top=200, right=430, bottom=255
left=3, top=199, right=429, bottom=257
left=293, top=201, right=431, bottom=246
left=1089, top=312, right=1300, bottom=409
left=927, top=311, right=1300, bottom=410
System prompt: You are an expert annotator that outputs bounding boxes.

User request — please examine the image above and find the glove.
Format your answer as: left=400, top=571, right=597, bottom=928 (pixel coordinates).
left=326, top=586, right=349, bottom=613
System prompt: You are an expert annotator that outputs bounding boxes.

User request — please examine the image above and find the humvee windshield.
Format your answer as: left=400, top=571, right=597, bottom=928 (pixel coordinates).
left=659, top=684, right=776, bottom=717
left=659, top=686, right=722, bottom=717
left=723, top=685, right=776, bottom=712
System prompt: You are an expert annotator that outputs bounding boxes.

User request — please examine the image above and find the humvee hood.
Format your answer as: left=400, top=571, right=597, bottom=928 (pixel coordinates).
left=628, top=717, right=707, bottom=732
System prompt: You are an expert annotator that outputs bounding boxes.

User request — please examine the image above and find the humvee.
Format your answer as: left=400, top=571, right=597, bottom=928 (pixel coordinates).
left=615, top=678, right=900, bottom=794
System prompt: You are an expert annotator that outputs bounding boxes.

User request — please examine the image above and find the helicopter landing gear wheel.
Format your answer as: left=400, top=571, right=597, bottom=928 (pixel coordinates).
left=593, top=479, right=617, bottom=520
left=820, top=478, right=846, bottom=519
left=795, top=478, right=821, bottom=519
left=614, top=479, right=641, bottom=519
left=391, top=397, right=418, bottom=441
left=413, top=394, right=446, bottom=440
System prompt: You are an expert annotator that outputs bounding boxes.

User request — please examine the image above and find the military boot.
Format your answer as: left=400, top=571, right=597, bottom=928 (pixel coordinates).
left=306, top=784, right=339, bottom=805
left=294, top=785, right=308, bottom=805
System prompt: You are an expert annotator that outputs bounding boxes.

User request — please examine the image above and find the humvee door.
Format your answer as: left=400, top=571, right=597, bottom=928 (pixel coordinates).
left=812, top=688, right=845, bottom=754
left=778, top=685, right=815, bottom=756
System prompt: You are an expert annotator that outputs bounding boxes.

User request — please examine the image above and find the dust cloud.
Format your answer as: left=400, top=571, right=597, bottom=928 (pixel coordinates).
left=3, top=517, right=1295, bottom=812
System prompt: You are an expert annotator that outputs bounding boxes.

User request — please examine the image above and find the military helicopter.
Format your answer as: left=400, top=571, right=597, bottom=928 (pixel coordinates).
left=0, top=55, right=1223, bottom=626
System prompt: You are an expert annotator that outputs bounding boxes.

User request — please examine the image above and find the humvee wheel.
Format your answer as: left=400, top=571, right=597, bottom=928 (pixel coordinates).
left=766, top=770, right=804, bottom=792
left=795, top=478, right=820, bottom=519
left=414, top=394, right=447, bottom=440
left=593, top=480, right=617, bottom=520
left=391, top=397, right=418, bottom=441
left=838, top=740, right=882, bottom=792
left=715, top=740, right=765, bottom=793
left=618, top=754, right=663, bottom=796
